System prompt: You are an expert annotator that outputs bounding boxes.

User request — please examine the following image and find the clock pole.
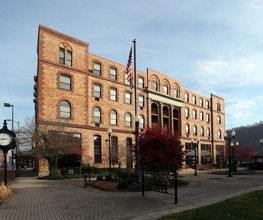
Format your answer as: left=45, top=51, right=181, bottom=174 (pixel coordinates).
left=0, top=120, right=16, bottom=186
left=3, top=149, right=8, bottom=185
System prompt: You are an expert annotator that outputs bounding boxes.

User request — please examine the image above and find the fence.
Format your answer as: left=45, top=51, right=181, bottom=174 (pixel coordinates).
left=141, top=160, right=178, bottom=204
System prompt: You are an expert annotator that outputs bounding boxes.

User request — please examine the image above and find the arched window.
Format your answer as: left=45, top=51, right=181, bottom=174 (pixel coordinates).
left=94, top=107, right=101, bottom=123
left=173, top=109, right=179, bottom=119
left=139, top=115, right=145, bottom=129
left=151, top=103, right=158, bottom=114
left=193, top=125, right=197, bottom=136
left=60, top=101, right=71, bottom=118
left=94, top=135, right=101, bottom=163
left=110, top=110, right=117, bottom=125
left=59, top=43, right=72, bottom=66
left=207, top=128, right=210, bottom=138
left=163, top=106, right=169, bottom=117
left=126, top=113, right=132, bottom=127
left=186, top=124, right=190, bottom=135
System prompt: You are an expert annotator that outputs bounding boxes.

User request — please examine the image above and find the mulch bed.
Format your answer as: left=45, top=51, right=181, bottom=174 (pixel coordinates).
left=87, top=180, right=126, bottom=192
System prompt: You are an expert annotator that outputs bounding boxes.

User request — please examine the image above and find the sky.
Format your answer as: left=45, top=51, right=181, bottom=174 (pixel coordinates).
left=1, top=0, right=263, bottom=131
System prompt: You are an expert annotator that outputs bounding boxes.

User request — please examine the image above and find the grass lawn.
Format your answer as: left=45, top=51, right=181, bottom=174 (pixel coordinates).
left=159, top=190, right=263, bottom=220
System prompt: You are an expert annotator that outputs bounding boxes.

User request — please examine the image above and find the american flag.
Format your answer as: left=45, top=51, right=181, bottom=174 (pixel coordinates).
left=126, top=47, right=134, bottom=93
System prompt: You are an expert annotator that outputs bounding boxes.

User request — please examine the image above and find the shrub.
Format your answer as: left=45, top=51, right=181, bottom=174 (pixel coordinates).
left=105, top=176, right=113, bottom=181
left=117, top=180, right=129, bottom=189
left=116, top=170, right=133, bottom=184
left=96, top=176, right=103, bottom=181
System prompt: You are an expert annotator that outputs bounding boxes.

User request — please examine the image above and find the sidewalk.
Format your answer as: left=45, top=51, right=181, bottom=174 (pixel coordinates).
left=0, top=169, right=262, bottom=220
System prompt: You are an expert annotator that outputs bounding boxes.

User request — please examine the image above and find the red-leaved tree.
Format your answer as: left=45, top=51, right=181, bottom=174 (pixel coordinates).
left=236, top=145, right=254, bottom=163
left=139, top=127, right=184, bottom=171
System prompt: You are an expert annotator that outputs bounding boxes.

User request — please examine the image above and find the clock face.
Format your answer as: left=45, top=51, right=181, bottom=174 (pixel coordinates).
left=0, top=133, right=12, bottom=146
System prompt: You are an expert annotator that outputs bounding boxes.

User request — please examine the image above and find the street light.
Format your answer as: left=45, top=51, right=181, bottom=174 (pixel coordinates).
left=191, top=138, right=199, bottom=176
left=224, top=130, right=236, bottom=177
left=134, top=114, right=140, bottom=183
left=260, top=138, right=263, bottom=148
left=4, top=103, right=14, bottom=169
left=107, top=127, right=112, bottom=177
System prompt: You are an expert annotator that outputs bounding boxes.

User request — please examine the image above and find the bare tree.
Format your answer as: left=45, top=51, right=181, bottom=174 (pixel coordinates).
left=21, top=118, right=82, bottom=176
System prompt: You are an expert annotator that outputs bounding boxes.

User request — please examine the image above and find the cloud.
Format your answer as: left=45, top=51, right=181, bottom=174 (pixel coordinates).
left=228, top=100, right=256, bottom=110
left=249, top=0, right=263, bottom=9
left=193, top=56, right=263, bottom=94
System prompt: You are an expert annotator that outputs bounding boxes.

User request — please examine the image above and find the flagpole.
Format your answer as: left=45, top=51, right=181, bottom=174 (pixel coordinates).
left=133, top=39, right=140, bottom=183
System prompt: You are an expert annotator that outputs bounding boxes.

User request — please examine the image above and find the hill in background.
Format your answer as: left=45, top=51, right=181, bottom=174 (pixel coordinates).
left=226, top=121, right=263, bottom=153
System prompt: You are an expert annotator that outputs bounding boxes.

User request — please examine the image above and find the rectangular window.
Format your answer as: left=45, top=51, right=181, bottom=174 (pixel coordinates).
left=94, top=136, right=101, bottom=163
left=94, top=84, right=101, bottom=98
left=206, top=100, right=209, bottom=109
left=110, top=88, right=117, bottom=101
left=60, top=74, right=71, bottom=90
left=200, top=112, right=204, bottom=120
left=139, top=95, right=144, bottom=107
left=200, top=98, right=203, bottom=107
left=164, top=85, right=168, bottom=94
left=174, top=89, right=178, bottom=98
left=217, top=103, right=221, bottom=112
left=110, top=67, right=117, bottom=80
left=126, top=138, right=133, bottom=168
left=138, top=77, right=144, bottom=89
left=94, top=62, right=101, bottom=76
left=125, top=72, right=131, bottom=84
left=217, top=116, right=221, bottom=124
left=111, top=137, right=118, bottom=165
left=125, top=92, right=131, bottom=104
left=185, top=108, right=189, bottom=118
left=59, top=48, right=65, bottom=64
left=206, top=113, right=210, bottom=123
left=193, top=110, right=196, bottom=119
left=67, top=50, right=72, bottom=66
left=185, top=93, right=189, bottom=102
left=193, top=96, right=196, bottom=105
left=153, top=81, right=157, bottom=91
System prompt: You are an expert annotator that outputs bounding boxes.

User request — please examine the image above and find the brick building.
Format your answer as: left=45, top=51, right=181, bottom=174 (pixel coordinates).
left=34, top=25, right=225, bottom=176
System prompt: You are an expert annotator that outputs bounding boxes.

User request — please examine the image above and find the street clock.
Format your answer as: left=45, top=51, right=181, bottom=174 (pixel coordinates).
left=0, top=120, right=16, bottom=150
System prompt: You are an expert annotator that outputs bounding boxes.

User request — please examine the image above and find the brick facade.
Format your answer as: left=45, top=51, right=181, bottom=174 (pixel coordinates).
left=35, top=25, right=225, bottom=175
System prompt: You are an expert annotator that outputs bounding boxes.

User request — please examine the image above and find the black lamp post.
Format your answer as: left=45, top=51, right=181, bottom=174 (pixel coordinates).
left=232, top=141, right=239, bottom=172
left=191, top=138, right=199, bottom=176
left=134, top=114, right=140, bottom=183
left=107, top=127, right=112, bottom=177
left=7, top=119, right=20, bottom=170
left=224, top=130, right=236, bottom=177
left=4, top=103, right=14, bottom=169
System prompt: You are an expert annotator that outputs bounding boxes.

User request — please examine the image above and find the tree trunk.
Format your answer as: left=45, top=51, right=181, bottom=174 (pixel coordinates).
left=47, top=156, right=58, bottom=176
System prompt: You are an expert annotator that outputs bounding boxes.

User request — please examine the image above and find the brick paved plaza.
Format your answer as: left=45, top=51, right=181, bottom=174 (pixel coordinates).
left=0, top=169, right=262, bottom=220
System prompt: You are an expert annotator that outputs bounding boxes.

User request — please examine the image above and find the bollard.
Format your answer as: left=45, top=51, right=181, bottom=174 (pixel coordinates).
left=83, top=174, right=87, bottom=188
